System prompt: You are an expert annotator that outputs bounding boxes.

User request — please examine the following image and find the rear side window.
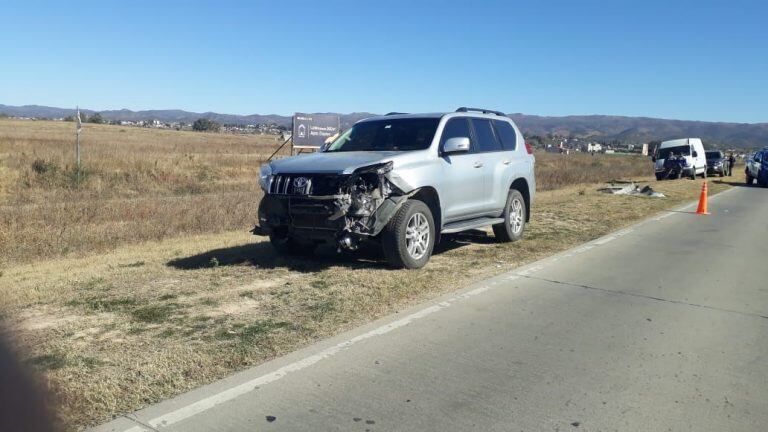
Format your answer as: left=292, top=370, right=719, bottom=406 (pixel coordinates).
left=470, top=118, right=502, bottom=152
left=440, top=118, right=472, bottom=150
left=493, top=120, right=517, bottom=150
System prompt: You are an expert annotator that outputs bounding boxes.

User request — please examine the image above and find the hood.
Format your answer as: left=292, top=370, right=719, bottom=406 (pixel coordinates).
left=268, top=151, right=407, bottom=175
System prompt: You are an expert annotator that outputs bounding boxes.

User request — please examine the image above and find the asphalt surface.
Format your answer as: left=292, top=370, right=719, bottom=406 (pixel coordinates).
left=96, top=184, right=768, bottom=432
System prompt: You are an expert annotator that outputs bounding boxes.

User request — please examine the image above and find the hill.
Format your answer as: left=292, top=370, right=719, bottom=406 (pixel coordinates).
left=1, top=104, right=766, bottom=148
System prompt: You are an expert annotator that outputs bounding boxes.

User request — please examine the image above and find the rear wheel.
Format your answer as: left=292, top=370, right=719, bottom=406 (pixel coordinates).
left=655, top=173, right=664, bottom=181
left=382, top=200, right=435, bottom=269
left=493, top=189, right=527, bottom=243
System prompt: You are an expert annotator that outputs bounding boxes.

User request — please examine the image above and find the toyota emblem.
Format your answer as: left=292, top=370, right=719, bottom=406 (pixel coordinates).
left=293, top=177, right=309, bottom=189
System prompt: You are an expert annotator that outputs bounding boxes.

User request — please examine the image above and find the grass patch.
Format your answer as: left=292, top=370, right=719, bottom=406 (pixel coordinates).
left=76, top=297, right=139, bottom=313
left=130, top=303, right=179, bottom=323
left=29, top=352, right=104, bottom=371
left=215, top=319, right=293, bottom=344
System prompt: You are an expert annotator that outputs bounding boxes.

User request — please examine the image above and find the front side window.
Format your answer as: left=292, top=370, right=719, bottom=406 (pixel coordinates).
left=326, top=118, right=439, bottom=152
left=470, top=118, right=502, bottom=152
left=440, top=118, right=472, bottom=150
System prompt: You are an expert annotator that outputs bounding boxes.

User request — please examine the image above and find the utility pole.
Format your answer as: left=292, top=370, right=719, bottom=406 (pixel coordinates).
left=76, top=106, right=82, bottom=182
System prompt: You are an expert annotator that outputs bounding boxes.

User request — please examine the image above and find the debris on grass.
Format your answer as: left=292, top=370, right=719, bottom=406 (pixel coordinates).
left=598, top=181, right=665, bottom=198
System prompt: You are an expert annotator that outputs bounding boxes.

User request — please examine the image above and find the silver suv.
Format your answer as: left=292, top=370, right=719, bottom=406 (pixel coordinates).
left=252, top=108, right=536, bottom=269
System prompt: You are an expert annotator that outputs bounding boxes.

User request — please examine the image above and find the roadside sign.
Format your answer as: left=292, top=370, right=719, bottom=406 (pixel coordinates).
left=292, top=113, right=340, bottom=149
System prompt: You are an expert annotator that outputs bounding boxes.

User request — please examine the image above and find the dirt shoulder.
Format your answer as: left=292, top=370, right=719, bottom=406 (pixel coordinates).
left=0, top=178, right=730, bottom=430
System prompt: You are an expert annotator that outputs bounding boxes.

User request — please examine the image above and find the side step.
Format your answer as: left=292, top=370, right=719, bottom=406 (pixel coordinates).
left=441, top=217, right=504, bottom=234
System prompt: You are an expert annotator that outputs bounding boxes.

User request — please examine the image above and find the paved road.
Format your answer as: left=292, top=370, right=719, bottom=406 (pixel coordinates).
left=97, top=185, right=768, bottom=432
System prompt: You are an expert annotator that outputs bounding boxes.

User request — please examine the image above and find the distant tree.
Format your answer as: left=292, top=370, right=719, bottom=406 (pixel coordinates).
left=63, top=116, right=74, bottom=122
left=89, top=113, right=104, bottom=124
left=79, top=112, right=88, bottom=123
left=192, top=118, right=221, bottom=132
left=0, top=113, right=8, bottom=119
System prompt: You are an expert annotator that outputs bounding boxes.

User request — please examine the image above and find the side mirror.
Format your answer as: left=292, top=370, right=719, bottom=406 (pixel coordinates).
left=443, top=137, right=470, bottom=154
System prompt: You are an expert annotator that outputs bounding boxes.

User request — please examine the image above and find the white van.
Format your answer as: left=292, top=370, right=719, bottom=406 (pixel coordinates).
left=653, top=138, right=707, bottom=180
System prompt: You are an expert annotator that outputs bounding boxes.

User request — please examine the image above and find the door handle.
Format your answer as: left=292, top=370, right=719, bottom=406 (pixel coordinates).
left=503, top=160, right=511, bottom=165
left=473, top=161, right=483, bottom=168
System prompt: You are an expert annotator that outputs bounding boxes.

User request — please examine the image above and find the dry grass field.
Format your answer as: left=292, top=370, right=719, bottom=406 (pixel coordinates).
left=0, top=118, right=651, bottom=265
left=0, top=119, right=729, bottom=430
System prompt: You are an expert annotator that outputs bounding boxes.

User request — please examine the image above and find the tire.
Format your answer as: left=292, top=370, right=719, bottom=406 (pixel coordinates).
left=493, top=189, right=527, bottom=243
left=701, top=168, right=707, bottom=179
left=381, top=199, right=435, bottom=269
left=689, top=169, right=696, bottom=180
left=269, top=232, right=316, bottom=255
left=655, top=173, right=664, bottom=181
left=746, top=174, right=754, bottom=185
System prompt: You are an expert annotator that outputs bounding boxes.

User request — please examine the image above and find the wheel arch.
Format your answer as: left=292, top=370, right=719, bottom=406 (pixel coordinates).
left=410, top=186, right=442, bottom=244
left=510, top=178, right=531, bottom=222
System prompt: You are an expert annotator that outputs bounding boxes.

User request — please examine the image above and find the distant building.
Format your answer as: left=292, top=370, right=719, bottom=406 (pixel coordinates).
left=582, top=142, right=602, bottom=153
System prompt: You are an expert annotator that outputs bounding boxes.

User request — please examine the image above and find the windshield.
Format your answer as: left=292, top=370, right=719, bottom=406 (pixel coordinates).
left=326, top=118, right=439, bottom=152
left=657, top=145, right=690, bottom=159
left=705, top=151, right=722, bottom=159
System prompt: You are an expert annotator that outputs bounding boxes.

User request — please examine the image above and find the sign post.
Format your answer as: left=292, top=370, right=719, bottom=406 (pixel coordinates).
left=75, top=107, right=82, bottom=182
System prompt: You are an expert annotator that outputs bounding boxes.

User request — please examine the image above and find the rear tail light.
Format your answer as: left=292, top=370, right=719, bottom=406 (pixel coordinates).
left=525, top=141, right=534, bottom=154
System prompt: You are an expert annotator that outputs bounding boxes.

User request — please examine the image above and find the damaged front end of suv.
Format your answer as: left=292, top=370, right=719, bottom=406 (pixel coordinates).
left=253, top=161, right=413, bottom=251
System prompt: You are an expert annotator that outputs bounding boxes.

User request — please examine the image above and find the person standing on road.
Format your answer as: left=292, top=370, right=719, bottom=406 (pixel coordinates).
left=728, top=153, right=736, bottom=176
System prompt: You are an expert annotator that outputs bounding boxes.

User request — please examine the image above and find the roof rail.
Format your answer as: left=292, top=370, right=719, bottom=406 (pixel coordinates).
left=385, top=112, right=409, bottom=116
left=455, top=107, right=506, bottom=117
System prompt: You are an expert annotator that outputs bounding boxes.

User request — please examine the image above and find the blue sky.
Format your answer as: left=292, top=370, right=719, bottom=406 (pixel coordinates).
left=1, top=0, right=766, bottom=123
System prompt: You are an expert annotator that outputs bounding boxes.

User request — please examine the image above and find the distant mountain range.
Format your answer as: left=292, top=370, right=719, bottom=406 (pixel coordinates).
left=2, top=104, right=766, bottom=148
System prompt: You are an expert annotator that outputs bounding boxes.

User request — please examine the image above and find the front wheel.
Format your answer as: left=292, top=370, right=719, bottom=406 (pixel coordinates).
left=493, top=189, right=527, bottom=243
left=382, top=200, right=435, bottom=269
left=746, top=174, right=754, bottom=185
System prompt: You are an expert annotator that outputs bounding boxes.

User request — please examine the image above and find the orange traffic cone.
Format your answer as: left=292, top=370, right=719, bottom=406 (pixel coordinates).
left=696, top=182, right=709, bottom=215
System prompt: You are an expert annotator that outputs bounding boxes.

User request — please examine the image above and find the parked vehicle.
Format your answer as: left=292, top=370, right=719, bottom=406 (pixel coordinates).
left=745, top=149, right=768, bottom=186
left=653, top=138, right=707, bottom=180
left=252, top=108, right=536, bottom=269
left=705, top=150, right=729, bottom=177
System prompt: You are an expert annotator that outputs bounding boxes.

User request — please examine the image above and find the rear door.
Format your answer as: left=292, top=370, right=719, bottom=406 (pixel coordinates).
left=468, top=118, right=503, bottom=212
left=492, top=119, right=522, bottom=209
left=439, top=117, right=488, bottom=221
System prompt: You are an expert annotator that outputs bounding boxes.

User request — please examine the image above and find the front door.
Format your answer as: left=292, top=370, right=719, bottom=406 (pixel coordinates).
left=439, top=118, right=488, bottom=221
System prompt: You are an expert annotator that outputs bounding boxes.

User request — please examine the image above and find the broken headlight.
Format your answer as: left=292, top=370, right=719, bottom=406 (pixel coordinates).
left=259, top=164, right=273, bottom=191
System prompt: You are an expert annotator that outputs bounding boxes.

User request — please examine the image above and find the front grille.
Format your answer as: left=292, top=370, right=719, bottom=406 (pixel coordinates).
left=269, top=174, right=312, bottom=195
left=268, top=174, right=348, bottom=196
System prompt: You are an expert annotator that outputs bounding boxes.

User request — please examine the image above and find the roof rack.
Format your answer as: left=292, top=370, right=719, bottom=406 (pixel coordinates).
left=455, top=107, right=506, bottom=117
left=385, top=112, right=409, bottom=116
